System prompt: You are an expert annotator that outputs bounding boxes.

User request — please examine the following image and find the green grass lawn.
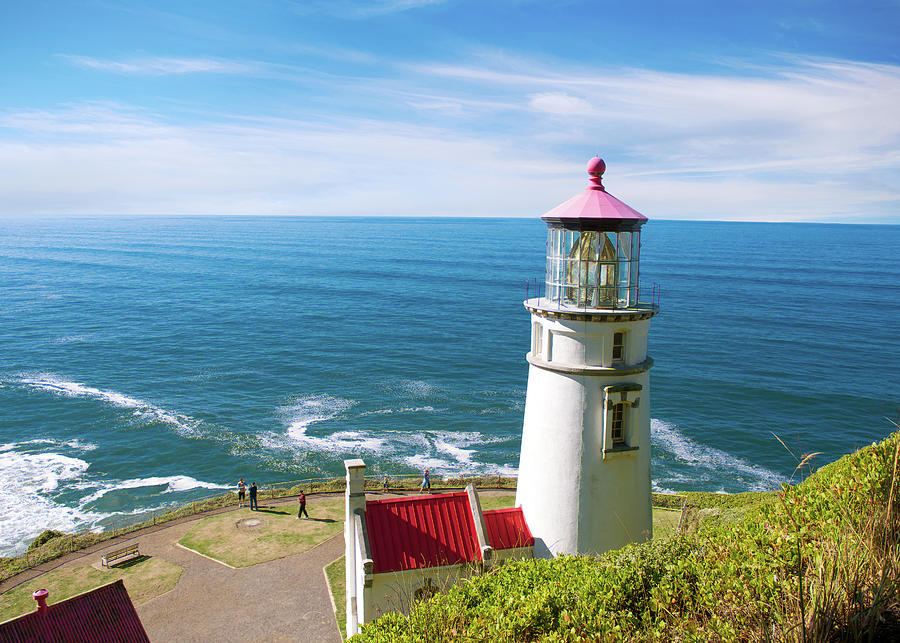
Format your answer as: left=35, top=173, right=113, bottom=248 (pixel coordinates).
left=0, top=555, right=182, bottom=623
left=477, top=490, right=516, bottom=512
left=178, top=496, right=344, bottom=568
left=651, top=507, right=682, bottom=540
left=325, top=556, right=346, bottom=639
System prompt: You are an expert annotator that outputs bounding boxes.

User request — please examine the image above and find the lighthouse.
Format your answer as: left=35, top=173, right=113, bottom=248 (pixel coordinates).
left=515, top=157, right=659, bottom=558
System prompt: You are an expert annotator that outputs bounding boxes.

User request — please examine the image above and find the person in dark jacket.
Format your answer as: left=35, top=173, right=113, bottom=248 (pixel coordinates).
left=298, top=490, right=308, bottom=519
left=249, top=482, right=258, bottom=510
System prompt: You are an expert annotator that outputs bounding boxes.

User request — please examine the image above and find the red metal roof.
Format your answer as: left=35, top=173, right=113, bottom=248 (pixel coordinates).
left=365, top=493, right=481, bottom=573
left=0, top=580, right=150, bottom=643
left=541, top=157, right=647, bottom=224
left=484, top=508, right=535, bottom=550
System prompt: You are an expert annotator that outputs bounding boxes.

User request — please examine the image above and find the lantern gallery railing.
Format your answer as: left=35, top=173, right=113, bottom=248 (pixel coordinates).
left=525, top=278, right=660, bottom=312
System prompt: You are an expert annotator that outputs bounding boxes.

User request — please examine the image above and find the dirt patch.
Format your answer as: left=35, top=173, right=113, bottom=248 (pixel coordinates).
left=235, top=517, right=264, bottom=530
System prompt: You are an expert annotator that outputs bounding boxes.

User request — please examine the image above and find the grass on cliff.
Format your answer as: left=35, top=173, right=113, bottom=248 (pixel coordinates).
left=354, top=428, right=900, bottom=642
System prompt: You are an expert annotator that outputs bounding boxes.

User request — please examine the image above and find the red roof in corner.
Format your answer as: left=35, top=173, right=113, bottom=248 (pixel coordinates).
left=0, top=579, right=150, bottom=643
left=365, top=492, right=480, bottom=573
left=484, top=508, right=535, bottom=550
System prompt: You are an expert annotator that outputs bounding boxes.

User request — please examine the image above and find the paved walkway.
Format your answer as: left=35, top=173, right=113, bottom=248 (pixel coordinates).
left=2, top=496, right=344, bottom=643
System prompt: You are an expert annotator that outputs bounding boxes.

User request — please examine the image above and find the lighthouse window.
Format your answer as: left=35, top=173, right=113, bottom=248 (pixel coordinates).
left=611, top=403, right=626, bottom=445
left=612, top=332, right=625, bottom=363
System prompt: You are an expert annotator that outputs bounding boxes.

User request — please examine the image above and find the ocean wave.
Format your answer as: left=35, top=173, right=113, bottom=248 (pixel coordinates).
left=277, top=393, right=355, bottom=433
left=400, top=430, right=518, bottom=477
left=651, top=418, right=787, bottom=491
left=51, top=334, right=94, bottom=344
left=76, top=475, right=231, bottom=505
left=261, top=428, right=388, bottom=455
left=397, top=379, right=440, bottom=397
left=0, top=448, right=104, bottom=556
left=13, top=374, right=202, bottom=436
left=5, top=438, right=99, bottom=452
left=357, top=406, right=442, bottom=416
left=268, top=393, right=392, bottom=453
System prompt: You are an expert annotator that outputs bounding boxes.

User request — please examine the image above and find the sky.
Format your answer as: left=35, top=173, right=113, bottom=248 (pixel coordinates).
left=1, top=1, right=898, bottom=222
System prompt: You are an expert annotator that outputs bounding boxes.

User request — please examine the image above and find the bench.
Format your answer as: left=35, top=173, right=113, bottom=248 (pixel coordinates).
left=101, top=543, right=140, bottom=568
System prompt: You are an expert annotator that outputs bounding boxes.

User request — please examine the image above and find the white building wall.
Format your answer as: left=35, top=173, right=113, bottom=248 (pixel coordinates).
left=517, top=312, right=653, bottom=558
left=364, top=547, right=534, bottom=622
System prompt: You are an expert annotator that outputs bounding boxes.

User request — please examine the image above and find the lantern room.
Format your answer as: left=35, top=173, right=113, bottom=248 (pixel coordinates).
left=540, top=157, right=648, bottom=310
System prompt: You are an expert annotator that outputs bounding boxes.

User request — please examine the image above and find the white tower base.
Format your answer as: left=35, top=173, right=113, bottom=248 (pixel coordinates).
left=516, top=307, right=655, bottom=557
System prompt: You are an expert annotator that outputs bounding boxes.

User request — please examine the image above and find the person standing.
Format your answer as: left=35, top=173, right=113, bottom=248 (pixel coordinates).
left=421, top=468, right=431, bottom=492
left=249, top=482, right=258, bottom=510
left=237, top=478, right=246, bottom=508
left=297, top=490, right=308, bottom=519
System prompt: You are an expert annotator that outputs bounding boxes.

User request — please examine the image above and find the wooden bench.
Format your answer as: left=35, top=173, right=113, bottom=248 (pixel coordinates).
left=101, top=543, right=140, bottom=568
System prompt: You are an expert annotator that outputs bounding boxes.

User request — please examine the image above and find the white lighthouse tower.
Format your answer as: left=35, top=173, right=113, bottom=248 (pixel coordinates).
left=516, top=157, right=659, bottom=558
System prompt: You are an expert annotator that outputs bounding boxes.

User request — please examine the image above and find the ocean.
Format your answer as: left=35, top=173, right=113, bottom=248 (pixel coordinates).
left=1, top=216, right=898, bottom=556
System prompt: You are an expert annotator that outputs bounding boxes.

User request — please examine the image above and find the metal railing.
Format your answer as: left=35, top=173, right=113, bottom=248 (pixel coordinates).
left=525, top=278, right=661, bottom=311
left=5, top=473, right=520, bottom=580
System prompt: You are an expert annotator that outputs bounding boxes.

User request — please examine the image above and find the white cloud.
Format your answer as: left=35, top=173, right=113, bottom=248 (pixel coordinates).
left=62, top=55, right=256, bottom=75
left=1, top=54, right=898, bottom=221
left=529, top=92, right=593, bottom=116
left=289, top=0, right=446, bottom=18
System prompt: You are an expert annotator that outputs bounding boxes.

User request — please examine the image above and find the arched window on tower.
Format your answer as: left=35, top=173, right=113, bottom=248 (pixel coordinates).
left=603, top=384, right=642, bottom=455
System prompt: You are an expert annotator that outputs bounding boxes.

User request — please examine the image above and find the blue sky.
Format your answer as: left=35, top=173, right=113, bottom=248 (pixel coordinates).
left=1, top=1, right=898, bottom=222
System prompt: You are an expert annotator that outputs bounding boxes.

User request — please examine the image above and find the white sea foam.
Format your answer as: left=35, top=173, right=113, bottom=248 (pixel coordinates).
left=358, top=406, right=441, bottom=417
left=0, top=447, right=104, bottom=555
left=10, top=438, right=99, bottom=452
left=14, top=375, right=201, bottom=436
left=651, top=418, right=787, bottom=491
left=52, top=334, right=94, bottom=344
left=66, top=439, right=98, bottom=451
left=278, top=394, right=355, bottom=433
left=398, top=379, right=440, bottom=397
left=400, top=430, right=517, bottom=476
left=268, top=394, right=391, bottom=454
left=77, top=475, right=231, bottom=505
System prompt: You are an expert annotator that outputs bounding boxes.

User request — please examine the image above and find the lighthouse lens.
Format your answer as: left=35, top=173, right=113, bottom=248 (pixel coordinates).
left=544, top=226, right=642, bottom=310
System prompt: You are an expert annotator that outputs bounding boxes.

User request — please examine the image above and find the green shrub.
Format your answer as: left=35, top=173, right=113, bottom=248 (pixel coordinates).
left=28, top=530, right=67, bottom=551
left=356, top=429, right=900, bottom=642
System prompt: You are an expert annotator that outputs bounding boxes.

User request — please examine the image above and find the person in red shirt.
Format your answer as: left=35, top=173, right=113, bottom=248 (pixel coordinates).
left=298, top=490, right=308, bottom=519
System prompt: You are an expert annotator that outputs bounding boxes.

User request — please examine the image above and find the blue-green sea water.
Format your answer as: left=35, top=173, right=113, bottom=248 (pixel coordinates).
left=1, top=217, right=898, bottom=555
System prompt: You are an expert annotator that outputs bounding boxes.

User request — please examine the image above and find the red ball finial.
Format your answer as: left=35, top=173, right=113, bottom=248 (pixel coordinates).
left=587, top=156, right=606, bottom=191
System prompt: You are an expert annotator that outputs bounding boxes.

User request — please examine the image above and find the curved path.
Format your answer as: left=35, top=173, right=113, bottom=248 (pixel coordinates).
left=2, top=496, right=344, bottom=643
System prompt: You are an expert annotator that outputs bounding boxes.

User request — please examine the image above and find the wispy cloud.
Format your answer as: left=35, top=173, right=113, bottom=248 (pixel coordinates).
left=1, top=54, right=898, bottom=221
left=61, top=55, right=256, bottom=75
left=288, top=0, right=446, bottom=18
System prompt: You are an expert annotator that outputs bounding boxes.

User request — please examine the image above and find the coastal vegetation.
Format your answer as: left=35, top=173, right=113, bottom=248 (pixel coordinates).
left=354, top=429, right=900, bottom=642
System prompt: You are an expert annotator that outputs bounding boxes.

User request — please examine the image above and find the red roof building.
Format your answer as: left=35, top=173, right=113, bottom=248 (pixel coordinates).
left=365, top=492, right=479, bottom=573
left=0, top=580, right=150, bottom=643
left=483, top=507, right=535, bottom=551
left=344, top=459, right=535, bottom=635
left=364, top=492, right=534, bottom=574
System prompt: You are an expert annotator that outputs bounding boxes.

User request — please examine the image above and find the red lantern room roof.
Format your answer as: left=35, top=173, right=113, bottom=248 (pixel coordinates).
left=541, top=157, right=647, bottom=229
